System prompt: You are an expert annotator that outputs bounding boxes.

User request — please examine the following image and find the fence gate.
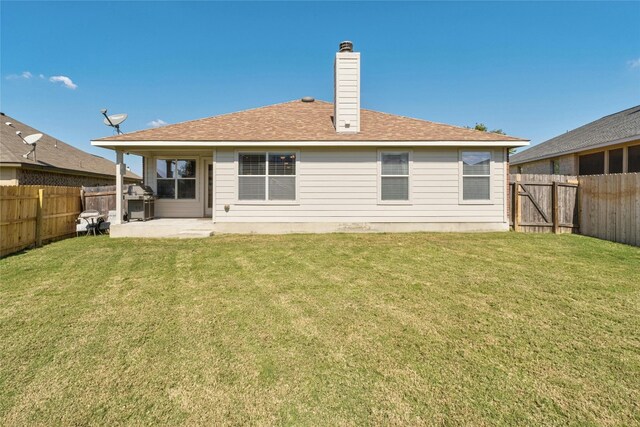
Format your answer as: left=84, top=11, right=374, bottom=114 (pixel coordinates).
left=510, top=174, right=579, bottom=233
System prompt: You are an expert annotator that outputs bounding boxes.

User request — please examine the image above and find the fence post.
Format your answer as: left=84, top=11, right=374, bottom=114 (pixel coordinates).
left=36, top=188, right=44, bottom=247
left=513, top=176, right=520, bottom=232
left=552, top=181, right=559, bottom=234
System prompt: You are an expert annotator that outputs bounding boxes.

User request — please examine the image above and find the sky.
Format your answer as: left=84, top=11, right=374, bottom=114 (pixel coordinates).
left=1, top=1, right=639, bottom=175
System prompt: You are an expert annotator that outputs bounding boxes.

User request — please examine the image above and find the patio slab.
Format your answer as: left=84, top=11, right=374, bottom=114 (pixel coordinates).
left=110, top=218, right=215, bottom=238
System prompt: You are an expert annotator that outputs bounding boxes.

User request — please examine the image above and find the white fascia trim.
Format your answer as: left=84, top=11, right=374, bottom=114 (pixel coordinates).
left=510, top=134, right=640, bottom=165
left=91, top=139, right=530, bottom=148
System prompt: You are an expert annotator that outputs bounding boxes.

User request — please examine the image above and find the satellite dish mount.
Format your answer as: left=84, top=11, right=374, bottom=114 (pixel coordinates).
left=100, top=109, right=128, bottom=135
left=20, top=133, right=43, bottom=162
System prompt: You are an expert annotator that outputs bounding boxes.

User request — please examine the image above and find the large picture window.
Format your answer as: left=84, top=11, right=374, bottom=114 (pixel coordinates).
left=238, top=152, right=296, bottom=201
left=461, top=151, right=491, bottom=201
left=156, top=159, right=196, bottom=199
left=380, top=152, right=409, bottom=201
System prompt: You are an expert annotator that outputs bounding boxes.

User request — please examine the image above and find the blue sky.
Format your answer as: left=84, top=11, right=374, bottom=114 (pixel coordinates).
left=2, top=1, right=639, bottom=174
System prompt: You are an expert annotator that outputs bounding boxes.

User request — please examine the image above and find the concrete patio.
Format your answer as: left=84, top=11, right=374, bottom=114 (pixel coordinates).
left=110, top=218, right=215, bottom=238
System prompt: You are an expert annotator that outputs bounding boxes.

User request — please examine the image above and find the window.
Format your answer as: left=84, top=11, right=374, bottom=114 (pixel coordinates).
left=579, top=152, right=604, bottom=175
left=628, top=145, right=640, bottom=173
left=156, top=159, right=196, bottom=199
left=380, top=152, right=410, bottom=201
left=238, top=152, right=296, bottom=201
left=609, top=148, right=623, bottom=174
left=550, top=159, right=560, bottom=174
left=461, top=151, right=491, bottom=201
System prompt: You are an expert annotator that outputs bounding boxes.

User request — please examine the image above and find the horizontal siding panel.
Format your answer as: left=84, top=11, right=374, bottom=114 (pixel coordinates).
left=213, top=147, right=507, bottom=224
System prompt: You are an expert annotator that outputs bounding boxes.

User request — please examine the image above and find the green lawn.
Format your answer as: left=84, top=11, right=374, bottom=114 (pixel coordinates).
left=1, top=233, right=639, bottom=426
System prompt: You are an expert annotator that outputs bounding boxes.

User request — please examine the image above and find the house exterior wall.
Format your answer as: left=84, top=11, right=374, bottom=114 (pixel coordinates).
left=509, top=154, right=577, bottom=175
left=143, top=154, right=211, bottom=218
left=212, top=146, right=508, bottom=231
left=0, top=167, right=18, bottom=185
left=140, top=146, right=509, bottom=230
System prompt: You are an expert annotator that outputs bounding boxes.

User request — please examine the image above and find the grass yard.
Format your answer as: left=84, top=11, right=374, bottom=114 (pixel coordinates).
left=0, top=233, right=639, bottom=426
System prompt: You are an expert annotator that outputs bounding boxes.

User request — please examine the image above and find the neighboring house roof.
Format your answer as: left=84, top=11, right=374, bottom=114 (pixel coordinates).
left=94, top=99, right=526, bottom=143
left=1, top=113, right=139, bottom=180
left=511, top=105, right=640, bottom=165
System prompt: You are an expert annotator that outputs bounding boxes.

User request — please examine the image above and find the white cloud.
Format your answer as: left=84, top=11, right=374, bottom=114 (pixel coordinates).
left=629, top=58, right=640, bottom=69
left=148, top=119, right=168, bottom=128
left=39, top=74, right=45, bottom=79
left=49, top=75, right=77, bottom=90
left=6, top=71, right=33, bottom=80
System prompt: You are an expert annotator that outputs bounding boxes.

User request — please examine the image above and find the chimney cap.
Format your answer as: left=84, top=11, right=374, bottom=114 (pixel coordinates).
left=339, top=41, right=353, bottom=52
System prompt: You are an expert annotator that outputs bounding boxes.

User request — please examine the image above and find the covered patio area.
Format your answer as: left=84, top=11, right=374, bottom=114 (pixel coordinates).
left=109, top=218, right=215, bottom=238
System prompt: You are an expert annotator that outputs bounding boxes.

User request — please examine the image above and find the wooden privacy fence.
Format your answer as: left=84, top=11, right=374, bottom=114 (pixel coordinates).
left=510, top=174, right=579, bottom=234
left=510, top=173, right=640, bottom=246
left=0, top=186, right=81, bottom=257
left=81, top=185, right=118, bottom=216
left=579, top=173, right=639, bottom=246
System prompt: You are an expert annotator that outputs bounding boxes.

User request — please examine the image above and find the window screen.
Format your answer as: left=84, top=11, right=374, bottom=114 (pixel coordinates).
left=381, top=153, right=409, bottom=201
left=579, top=152, right=605, bottom=175
left=462, top=152, right=491, bottom=201
left=239, top=176, right=266, bottom=200
left=238, top=152, right=296, bottom=201
left=628, top=145, right=640, bottom=173
left=609, top=149, right=623, bottom=174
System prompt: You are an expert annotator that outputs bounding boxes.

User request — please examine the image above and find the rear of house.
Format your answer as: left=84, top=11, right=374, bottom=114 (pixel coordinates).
left=92, top=42, right=528, bottom=233
left=510, top=106, right=640, bottom=175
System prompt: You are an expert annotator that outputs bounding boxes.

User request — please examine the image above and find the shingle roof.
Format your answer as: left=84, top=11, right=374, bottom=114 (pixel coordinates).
left=511, top=105, right=640, bottom=164
left=1, top=113, right=139, bottom=179
left=95, top=99, right=526, bottom=142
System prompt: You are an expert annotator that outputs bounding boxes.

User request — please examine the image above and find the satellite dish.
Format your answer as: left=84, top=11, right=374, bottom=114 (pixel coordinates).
left=103, top=113, right=128, bottom=126
left=23, top=133, right=43, bottom=145
left=100, top=109, right=128, bottom=134
left=20, top=133, right=41, bottom=161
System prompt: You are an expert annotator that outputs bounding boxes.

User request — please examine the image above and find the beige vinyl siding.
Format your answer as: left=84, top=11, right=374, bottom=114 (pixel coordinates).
left=214, top=147, right=506, bottom=223
left=334, top=52, right=360, bottom=133
left=143, top=155, right=208, bottom=218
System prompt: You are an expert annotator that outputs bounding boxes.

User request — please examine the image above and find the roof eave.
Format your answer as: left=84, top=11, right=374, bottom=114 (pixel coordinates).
left=91, top=139, right=530, bottom=149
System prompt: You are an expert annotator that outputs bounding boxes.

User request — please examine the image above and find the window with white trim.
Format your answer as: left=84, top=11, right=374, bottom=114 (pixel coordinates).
left=156, top=159, right=197, bottom=199
left=380, top=152, right=409, bottom=201
left=461, top=151, right=491, bottom=201
left=238, top=152, right=296, bottom=201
